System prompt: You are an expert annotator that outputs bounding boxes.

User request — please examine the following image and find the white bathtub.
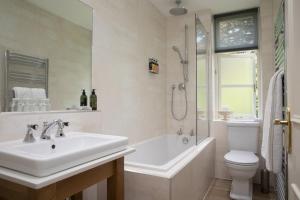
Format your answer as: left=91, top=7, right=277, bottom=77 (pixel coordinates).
left=125, top=134, right=216, bottom=200
left=126, top=134, right=195, bottom=173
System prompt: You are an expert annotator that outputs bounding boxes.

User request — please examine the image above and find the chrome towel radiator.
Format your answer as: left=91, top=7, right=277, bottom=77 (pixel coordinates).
left=4, top=50, right=49, bottom=111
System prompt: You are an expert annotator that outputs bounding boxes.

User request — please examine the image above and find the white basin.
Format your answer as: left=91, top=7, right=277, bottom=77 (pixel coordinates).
left=0, top=132, right=128, bottom=177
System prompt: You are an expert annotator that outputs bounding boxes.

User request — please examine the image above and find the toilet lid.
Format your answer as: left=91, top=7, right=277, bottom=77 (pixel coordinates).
left=225, top=150, right=259, bottom=166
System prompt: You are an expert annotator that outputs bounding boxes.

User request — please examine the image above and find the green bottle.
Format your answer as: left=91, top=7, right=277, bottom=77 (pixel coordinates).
left=80, top=89, right=87, bottom=107
left=90, top=89, right=97, bottom=111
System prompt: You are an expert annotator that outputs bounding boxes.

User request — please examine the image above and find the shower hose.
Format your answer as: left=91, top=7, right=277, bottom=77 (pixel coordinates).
left=171, top=85, right=188, bottom=121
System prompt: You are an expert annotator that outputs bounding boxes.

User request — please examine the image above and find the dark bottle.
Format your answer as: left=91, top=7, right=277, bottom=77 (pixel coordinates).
left=80, top=89, right=87, bottom=107
left=90, top=89, right=97, bottom=111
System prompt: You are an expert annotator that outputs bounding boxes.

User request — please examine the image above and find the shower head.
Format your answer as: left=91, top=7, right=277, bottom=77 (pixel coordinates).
left=169, top=0, right=188, bottom=16
left=172, top=45, right=184, bottom=62
left=172, top=46, right=180, bottom=52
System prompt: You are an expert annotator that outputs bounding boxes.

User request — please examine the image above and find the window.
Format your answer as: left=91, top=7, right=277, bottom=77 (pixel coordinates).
left=214, top=8, right=259, bottom=53
left=214, top=9, right=260, bottom=120
left=216, top=51, right=258, bottom=119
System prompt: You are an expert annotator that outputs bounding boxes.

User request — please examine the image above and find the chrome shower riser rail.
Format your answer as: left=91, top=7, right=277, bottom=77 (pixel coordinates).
left=171, top=24, right=188, bottom=121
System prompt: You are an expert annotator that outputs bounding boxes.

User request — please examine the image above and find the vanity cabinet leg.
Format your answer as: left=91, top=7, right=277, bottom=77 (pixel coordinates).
left=107, top=158, right=124, bottom=200
left=70, top=192, right=83, bottom=200
left=28, top=184, right=57, bottom=200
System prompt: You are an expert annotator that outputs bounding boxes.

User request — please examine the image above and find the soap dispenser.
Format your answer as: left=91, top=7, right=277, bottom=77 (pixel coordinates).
left=80, top=89, right=87, bottom=107
left=90, top=89, right=97, bottom=111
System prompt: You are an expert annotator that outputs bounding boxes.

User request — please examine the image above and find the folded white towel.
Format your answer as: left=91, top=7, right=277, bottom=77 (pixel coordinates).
left=23, top=88, right=32, bottom=99
left=13, top=87, right=31, bottom=99
left=13, top=87, right=21, bottom=98
left=13, top=87, right=46, bottom=99
left=261, top=69, right=284, bottom=173
left=12, top=87, right=48, bottom=112
left=31, top=88, right=46, bottom=99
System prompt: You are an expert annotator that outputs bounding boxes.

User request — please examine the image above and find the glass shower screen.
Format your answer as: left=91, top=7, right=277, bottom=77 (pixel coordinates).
left=196, top=16, right=210, bottom=144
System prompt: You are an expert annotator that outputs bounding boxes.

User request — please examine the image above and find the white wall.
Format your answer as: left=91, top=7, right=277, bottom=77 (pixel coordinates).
left=84, top=0, right=168, bottom=145
left=285, top=1, right=300, bottom=199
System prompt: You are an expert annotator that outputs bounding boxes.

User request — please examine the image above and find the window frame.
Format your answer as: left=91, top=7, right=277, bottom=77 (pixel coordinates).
left=214, top=8, right=259, bottom=53
left=215, top=51, right=259, bottom=120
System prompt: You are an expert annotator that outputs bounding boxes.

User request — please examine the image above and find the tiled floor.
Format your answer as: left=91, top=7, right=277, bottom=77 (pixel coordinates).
left=204, top=179, right=276, bottom=200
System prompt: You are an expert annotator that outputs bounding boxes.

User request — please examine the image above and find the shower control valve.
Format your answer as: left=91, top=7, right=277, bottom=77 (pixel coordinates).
left=178, top=83, right=186, bottom=90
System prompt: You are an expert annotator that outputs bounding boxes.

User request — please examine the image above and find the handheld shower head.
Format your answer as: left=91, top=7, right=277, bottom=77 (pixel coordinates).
left=172, top=46, right=179, bottom=52
left=172, top=45, right=184, bottom=62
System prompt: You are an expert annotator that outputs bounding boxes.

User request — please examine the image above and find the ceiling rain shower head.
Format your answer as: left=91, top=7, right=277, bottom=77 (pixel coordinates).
left=169, top=0, right=188, bottom=16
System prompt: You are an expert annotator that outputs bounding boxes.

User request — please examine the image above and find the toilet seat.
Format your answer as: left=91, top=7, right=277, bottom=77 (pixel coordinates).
left=225, top=150, right=259, bottom=166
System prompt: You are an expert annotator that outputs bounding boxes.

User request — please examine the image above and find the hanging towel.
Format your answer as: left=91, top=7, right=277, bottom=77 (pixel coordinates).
left=261, top=69, right=284, bottom=174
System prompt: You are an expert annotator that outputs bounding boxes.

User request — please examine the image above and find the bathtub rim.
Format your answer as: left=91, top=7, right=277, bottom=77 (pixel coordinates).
left=125, top=134, right=195, bottom=172
left=125, top=137, right=215, bottom=179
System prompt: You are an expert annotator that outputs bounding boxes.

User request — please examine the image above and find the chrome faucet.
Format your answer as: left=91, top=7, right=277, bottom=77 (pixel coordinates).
left=177, top=128, right=183, bottom=135
left=189, top=129, right=195, bottom=136
left=40, top=119, right=69, bottom=140
left=23, top=124, right=39, bottom=143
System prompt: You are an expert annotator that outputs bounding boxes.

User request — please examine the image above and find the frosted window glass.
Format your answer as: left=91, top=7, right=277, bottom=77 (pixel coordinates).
left=215, top=9, right=258, bottom=52
left=220, top=56, right=254, bottom=85
left=218, top=51, right=258, bottom=118
left=221, top=87, right=254, bottom=115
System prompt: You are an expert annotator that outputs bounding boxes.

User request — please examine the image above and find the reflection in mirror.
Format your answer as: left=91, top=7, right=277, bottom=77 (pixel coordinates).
left=0, top=0, right=93, bottom=112
left=196, top=17, right=209, bottom=143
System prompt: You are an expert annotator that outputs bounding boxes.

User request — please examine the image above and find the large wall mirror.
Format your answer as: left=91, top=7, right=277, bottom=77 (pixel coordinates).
left=0, top=0, right=93, bottom=113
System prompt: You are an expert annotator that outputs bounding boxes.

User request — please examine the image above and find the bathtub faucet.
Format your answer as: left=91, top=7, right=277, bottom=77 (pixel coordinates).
left=177, top=128, right=183, bottom=135
left=189, top=129, right=195, bottom=136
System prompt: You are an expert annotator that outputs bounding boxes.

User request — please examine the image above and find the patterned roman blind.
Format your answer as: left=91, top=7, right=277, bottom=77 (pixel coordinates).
left=214, top=8, right=259, bottom=53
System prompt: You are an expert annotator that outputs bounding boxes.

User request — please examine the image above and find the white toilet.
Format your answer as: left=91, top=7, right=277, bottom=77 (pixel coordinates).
left=224, top=121, right=260, bottom=200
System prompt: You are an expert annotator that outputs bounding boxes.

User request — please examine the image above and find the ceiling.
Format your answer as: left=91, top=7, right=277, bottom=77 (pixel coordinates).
left=149, top=0, right=260, bottom=16
left=26, top=0, right=93, bottom=30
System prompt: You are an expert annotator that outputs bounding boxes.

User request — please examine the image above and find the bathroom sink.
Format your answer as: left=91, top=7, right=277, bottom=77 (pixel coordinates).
left=0, top=132, right=128, bottom=177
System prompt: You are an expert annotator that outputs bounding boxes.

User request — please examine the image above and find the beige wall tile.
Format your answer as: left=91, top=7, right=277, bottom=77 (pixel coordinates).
left=0, top=111, right=102, bottom=141
left=84, top=0, right=168, bottom=145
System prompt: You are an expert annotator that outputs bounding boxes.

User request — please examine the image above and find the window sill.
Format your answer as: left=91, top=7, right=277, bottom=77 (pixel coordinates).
left=212, top=118, right=262, bottom=123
